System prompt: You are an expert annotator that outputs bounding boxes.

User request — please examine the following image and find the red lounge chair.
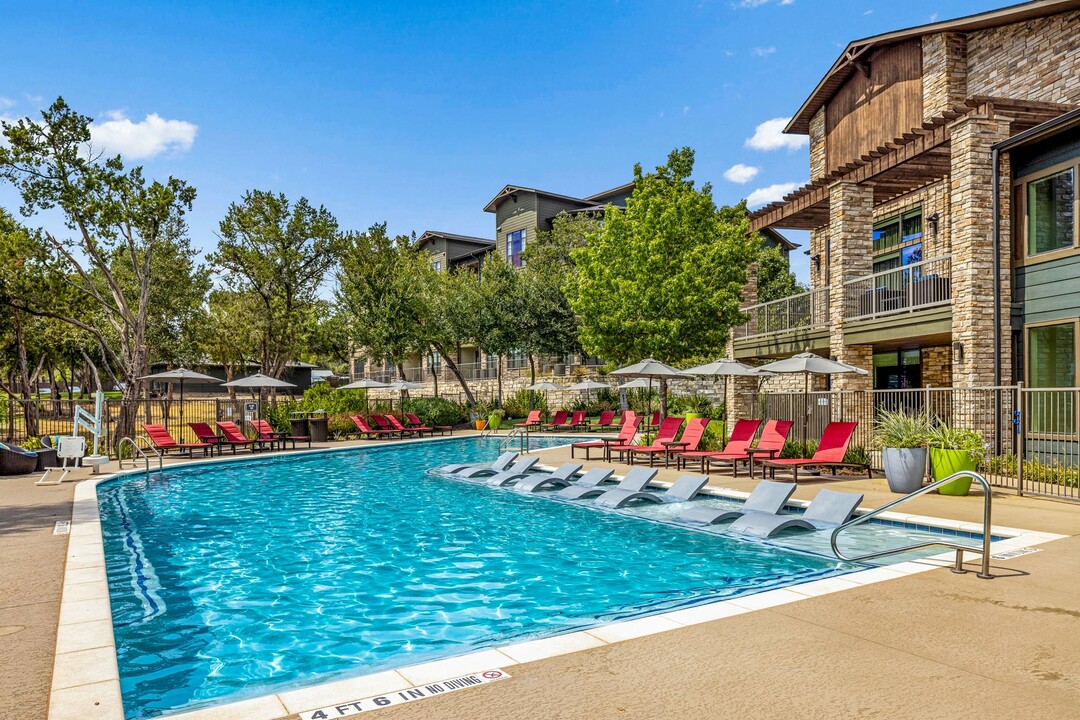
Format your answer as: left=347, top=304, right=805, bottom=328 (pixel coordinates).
left=514, top=410, right=542, bottom=430
left=708, top=419, right=794, bottom=477
left=251, top=419, right=310, bottom=450
left=628, top=417, right=708, bottom=467
left=215, top=421, right=272, bottom=453
left=142, top=424, right=213, bottom=457
left=648, top=411, right=661, bottom=430
left=559, top=410, right=588, bottom=432
left=588, top=410, right=616, bottom=432
left=677, top=418, right=762, bottom=473
left=761, top=422, right=869, bottom=482
left=370, top=414, right=400, bottom=437
left=385, top=414, right=421, bottom=437
left=406, top=412, right=451, bottom=436
left=541, top=410, right=569, bottom=431
left=615, top=416, right=684, bottom=465
left=351, top=415, right=395, bottom=439
left=189, top=422, right=225, bottom=453
left=571, top=416, right=642, bottom=460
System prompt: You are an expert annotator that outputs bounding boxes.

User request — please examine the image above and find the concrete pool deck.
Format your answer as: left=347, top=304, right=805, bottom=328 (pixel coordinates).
left=3, top=432, right=1079, bottom=719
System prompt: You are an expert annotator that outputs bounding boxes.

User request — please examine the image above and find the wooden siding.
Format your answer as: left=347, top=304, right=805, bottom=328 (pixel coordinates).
left=536, top=195, right=589, bottom=228
left=1015, top=253, right=1080, bottom=325
left=494, top=192, right=537, bottom=229
left=825, top=40, right=924, bottom=173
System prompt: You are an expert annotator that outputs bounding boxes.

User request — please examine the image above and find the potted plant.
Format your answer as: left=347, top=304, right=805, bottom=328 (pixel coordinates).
left=487, top=409, right=504, bottom=432
left=927, top=422, right=988, bottom=496
left=872, top=409, right=931, bottom=494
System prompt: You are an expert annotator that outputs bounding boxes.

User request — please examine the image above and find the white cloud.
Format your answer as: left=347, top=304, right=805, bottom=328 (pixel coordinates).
left=723, top=163, right=760, bottom=184
left=682, top=105, right=691, bottom=115
left=737, top=0, right=793, bottom=6
left=90, top=110, right=198, bottom=160
left=0, top=96, right=15, bottom=110
left=746, top=181, right=805, bottom=207
left=745, top=117, right=808, bottom=152
left=751, top=46, right=776, bottom=57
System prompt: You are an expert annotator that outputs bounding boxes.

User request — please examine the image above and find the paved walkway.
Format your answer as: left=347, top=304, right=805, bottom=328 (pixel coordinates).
left=3, top=435, right=1078, bottom=720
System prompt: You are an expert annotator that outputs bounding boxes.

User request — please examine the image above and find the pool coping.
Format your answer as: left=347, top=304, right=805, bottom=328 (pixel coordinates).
left=47, top=436, right=1068, bottom=720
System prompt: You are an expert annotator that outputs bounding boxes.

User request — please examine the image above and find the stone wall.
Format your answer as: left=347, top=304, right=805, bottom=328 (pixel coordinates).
left=967, top=10, right=1080, bottom=105
left=922, top=32, right=968, bottom=120
left=827, top=181, right=874, bottom=390
left=871, top=180, right=952, bottom=260
left=921, top=345, right=953, bottom=388
left=809, top=108, right=827, bottom=181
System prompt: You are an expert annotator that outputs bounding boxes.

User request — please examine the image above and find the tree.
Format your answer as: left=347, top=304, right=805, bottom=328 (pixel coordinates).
left=211, top=190, right=347, bottom=378
left=755, top=243, right=806, bottom=303
left=201, top=290, right=262, bottom=398
left=564, top=147, right=756, bottom=415
left=0, top=97, right=198, bottom=444
left=472, top=255, right=525, bottom=404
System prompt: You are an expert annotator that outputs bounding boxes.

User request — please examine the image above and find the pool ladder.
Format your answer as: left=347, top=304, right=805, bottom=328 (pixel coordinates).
left=117, top=436, right=163, bottom=475
left=829, top=471, right=993, bottom=579
left=499, top=428, right=529, bottom=454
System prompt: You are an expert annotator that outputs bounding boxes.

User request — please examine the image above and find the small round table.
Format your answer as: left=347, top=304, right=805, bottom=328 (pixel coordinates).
left=746, top=447, right=781, bottom=479
left=661, top=441, right=689, bottom=468
left=599, top=437, right=625, bottom=463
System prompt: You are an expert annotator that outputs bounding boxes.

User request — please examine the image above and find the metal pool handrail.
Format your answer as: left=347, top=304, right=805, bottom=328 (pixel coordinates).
left=829, top=471, right=993, bottom=579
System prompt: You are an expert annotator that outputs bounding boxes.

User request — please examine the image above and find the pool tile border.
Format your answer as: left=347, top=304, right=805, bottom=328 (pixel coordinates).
left=49, top=439, right=1068, bottom=720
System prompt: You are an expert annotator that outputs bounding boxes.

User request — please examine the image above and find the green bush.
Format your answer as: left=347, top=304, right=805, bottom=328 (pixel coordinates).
left=780, top=440, right=818, bottom=459
left=668, top=393, right=723, bottom=417
left=264, top=400, right=302, bottom=433
left=926, top=422, right=988, bottom=467
left=502, top=389, right=547, bottom=419
left=872, top=409, right=932, bottom=449
left=403, top=397, right=469, bottom=427
left=300, top=383, right=369, bottom=414
left=697, top=420, right=728, bottom=451
left=327, top=412, right=358, bottom=439
left=843, top=445, right=872, bottom=467
left=20, top=436, right=44, bottom=451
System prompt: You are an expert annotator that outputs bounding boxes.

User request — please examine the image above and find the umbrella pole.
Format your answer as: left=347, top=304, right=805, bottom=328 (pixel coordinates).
left=179, top=381, right=184, bottom=444
left=803, top=372, right=809, bottom=448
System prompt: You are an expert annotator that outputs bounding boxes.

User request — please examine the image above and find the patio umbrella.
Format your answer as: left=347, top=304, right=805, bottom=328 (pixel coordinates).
left=137, top=368, right=220, bottom=440
left=384, top=380, right=424, bottom=409
left=617, top=378, right=654, bottom=390
left=756, top=352, right=869, bottom=446
left=525, top=381, right=564, bottom=414
left=609, top=359, right=690, bottom=418
left=337, top=378, right=388, bottom=410
left=223, top=374, right=298, bottom=419
left=566, top=379, right=609, bottom=407
left=684, top=359, right=774, bottom=419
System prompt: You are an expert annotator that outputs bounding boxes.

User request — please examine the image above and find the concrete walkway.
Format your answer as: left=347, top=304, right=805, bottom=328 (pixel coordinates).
left=3, top=435, right=1078, bottom=720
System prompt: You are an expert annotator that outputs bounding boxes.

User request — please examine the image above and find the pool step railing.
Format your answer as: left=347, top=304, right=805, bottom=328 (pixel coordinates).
left=829, top=470, right=993, bottom=579
left=499, top=427, right=528, bottom=454
left=117, top=436, right=163, bottom=475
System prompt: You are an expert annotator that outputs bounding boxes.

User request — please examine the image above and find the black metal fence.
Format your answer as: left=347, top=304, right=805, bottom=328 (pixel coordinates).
left=745, top=385, right=1078, bottom=502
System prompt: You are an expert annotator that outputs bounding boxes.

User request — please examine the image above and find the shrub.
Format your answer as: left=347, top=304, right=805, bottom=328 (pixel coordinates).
left=669, top=393, right=721, bottom=417
left=327, top=412, right=358, bottom=439
left=843, top=445, right=872, bottom=467
left=403, top=397, right=469, bottom=427
left=20, top=436, right=43, bottom=451
left=264, top=399, right=301, bottom=433
left=697, top=420, right=728, bottom=451
left=502, top=389, right=547, bottom=419
left=300, top=383, right=369, bottom=415
left=872, top=409, right=932, bottom=450
left=780, top=440, right=817, bottom=459
left=926, top=422, right=988, bottom=467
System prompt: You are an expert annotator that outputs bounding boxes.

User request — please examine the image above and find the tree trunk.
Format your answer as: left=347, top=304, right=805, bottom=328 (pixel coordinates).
left=432, top=342, right=475, bottom=406
left=529, top=356, right=536, bottom=385
left=225, top=365, right=237, bottom=400
left=659, top=378, right=669, bottom=419
left=429, top=351, right=439, bottom=398
left=12, top=310, right=39, bottom=437
left=497, top=358, right=503, bottom=407
left=397, top=362, right=406, bottom=381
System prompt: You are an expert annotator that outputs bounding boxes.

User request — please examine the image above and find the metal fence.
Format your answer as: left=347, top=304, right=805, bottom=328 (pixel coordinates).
left=734, top=288, right=829, bottom=340
left=842, top=255, right=952, bottom=321
left=745, top=385, right=1079, bottom=502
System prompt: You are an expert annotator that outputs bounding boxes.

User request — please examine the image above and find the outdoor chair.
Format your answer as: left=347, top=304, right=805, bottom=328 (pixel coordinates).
left=587, top=410, right=616, bottom=432
left=678, top=479, right=797, bottom=525
left=142, top=423, right=213, bottom=457
left=570, top=416, right=641, bottom=460
left=350, top=416, right=396, bottom=440
left=189, top=423, right=227, bottom=453
left=541, top=410, right=569, bottom=431
left=215, top=421, right=271, bottom=453
left=514, top=463, right=591, bottom=493
left=385, top=414, right=422, bottom=437
left=0, top=442, right=39, bottom=475
left=760, top=422, right=869, bottom=482
left=677, top=418, right=761, bottom=472
left=250, top=419, right=310, bottom=450
left=484, top=456, right=542, bottom=486
left=439, top=451, right=517, bottom=476
left=406, top=412, right=451, bottom=435
left=555, top=466, right=657, bottom=501
left=558, top=410, right=588, bottom=432
left=614, top=416, right=684, bottom=465
left=727, top=488, right=864, bottom=538
left=626, top=417, right=708, bottom=467
left=370, top=414, right=402, bottom=438
left=514, top=410, right=542, bottom=430
left=594, top=473, right=709, bottom=509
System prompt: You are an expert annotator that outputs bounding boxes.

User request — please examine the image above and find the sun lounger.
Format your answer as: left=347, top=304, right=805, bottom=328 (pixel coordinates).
left=587, top=410, right=616, bottom=432
left=189, top=422, right=226, bottom=453
left=677, top=418, right=761, bottom=472
left=541, top=410, right=569, bottom=431
left=626, top=417, right=708, bottom=467
left=439, top=451, right=517, bottom=476
left=407, top=412, right=451, bottom=435
left=385, top=414, right=421, bottom=437
left=351, top=415, right=396, bottom=440
left=370, top=414, right=402, bottom=438
left=484, top=456, right=542, bottom=486
left=615, top=416, right=683, bottom=464
left=727, top=489, right=864, bottom=538
left=216, top=421, right=274, bottom=452
left=250, top=419, right=311, bottom=450
left=703, top=420, right=793, bottom=477
left=557, top=410, right=588, bottom=432
left=594, top=473, right=709, bottom=508
left=142, top=424, right=213, bottom=457
left=760, top=422, right=869, bottom=482
left=514, top=410, right=542, bottom=430
left=571, top=416, right=641, bottom=460
left=516, top=464, right=605, bottom=493
left=678, top=480, right=797, bottom=525
left=555, top=466, right=657, bottom=501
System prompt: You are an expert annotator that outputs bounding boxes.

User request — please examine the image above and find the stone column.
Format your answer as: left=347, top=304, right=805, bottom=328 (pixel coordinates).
left=949, top=113, right=1012, bottom=388
left=827, top=180, right=874, bottom=391
left=922, top=32, right=968, bottom=121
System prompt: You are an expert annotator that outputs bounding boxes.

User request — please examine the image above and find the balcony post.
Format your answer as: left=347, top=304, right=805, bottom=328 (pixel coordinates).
left=828, top=181, right=873, bottom=390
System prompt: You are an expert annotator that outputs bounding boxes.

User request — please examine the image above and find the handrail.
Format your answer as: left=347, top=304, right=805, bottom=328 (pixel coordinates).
left=117, top=436, right=163, bottom=475
left=499, top=427, right=528, bottom=454
left=841, top=253, right=953, bottom=287
left=830, top=470, right=993, bottom=579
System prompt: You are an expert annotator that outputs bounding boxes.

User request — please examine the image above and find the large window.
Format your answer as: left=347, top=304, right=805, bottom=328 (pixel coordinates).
left=1027, top=321, right=1077, bottom=434
left=506, top=349, right=529, bottom=370
left=872, top=208, right=922, bottom=254
left=506, top=229, right=526, bottom=268
left=1027, top=168, right=1075, bottom=257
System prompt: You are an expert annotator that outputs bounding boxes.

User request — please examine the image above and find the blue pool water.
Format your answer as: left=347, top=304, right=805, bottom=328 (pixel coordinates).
left=99, top=437, right=867, bottom=718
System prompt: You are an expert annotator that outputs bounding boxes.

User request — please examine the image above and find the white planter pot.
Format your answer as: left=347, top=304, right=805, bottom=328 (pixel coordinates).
left=882, top=447, right=927, bottom=494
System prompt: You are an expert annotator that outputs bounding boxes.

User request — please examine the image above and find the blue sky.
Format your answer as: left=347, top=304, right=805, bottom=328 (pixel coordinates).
left=1, top=0, right=997, bottom=282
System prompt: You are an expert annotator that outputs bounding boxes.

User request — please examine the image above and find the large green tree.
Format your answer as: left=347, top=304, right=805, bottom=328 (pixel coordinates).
left=472, top=255, right=526, bottom=403
left=211, top=190, right=348, bottom=378
left=755, top=243, right=806, bottom=303
left=565, top=147, right=756, bottom=415
left=0, top=97, right=198, bottom=443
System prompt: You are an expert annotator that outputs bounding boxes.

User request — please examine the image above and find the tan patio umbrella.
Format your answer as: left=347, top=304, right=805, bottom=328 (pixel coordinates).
left=525, top=381, right=564, bottom=415
left=138, top=368, right=221, bottom=441
left=684, top=359, right=774, bottom=424
left=337, top=378, right=388, bottom=410
left=609, top=359, right=690, bottom=419
left=755, top=352, right=869, bottom=446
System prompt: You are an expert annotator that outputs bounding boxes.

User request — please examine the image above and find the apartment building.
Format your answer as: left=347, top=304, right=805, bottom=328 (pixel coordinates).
left=735, top=0, right=1080, bottom=399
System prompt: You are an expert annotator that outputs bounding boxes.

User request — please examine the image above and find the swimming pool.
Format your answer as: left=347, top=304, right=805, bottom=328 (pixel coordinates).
left=96, top=437, right=947, bottom=718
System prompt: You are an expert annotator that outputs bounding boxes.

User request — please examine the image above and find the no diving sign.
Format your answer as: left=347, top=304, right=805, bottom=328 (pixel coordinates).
left=300, top=669, right=511, bottom=719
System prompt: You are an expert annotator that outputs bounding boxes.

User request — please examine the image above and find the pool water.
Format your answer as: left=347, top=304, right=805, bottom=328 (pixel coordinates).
left=99, top=437, right=917, bottom=718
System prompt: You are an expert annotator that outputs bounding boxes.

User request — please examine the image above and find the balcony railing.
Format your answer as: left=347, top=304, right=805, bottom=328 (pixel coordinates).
left=843, top=255, right=952, bottom=321
left=734, top=288, right=830, bottom=340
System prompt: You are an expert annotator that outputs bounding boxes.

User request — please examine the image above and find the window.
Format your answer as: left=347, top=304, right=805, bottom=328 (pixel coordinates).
left=1027, top=168, right=1075, bottom=257
left=1027, top=322, right=1077, bottom=433
left=871, top=242, right=922, bottom=275
left=507, top=349, right=529, bottom=369
left=872, top=209, right=922, bottom=254
left=431, top=260, right=441, bottom=272
left=506, top=229, right=526, bottom=268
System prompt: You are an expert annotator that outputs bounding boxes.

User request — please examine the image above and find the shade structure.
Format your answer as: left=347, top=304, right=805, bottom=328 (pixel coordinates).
left=683, top=359, right=772, bottom=377
left=525, top=381, right=565, bottom=391
left=137, top=368, right=221, bottom=442
left=222, top=373, right=297, bottom=389
left=337, top=378, right=389, bottom=390
left=755, top=352, right=869, bottom=445
left=384, top=380, right=424, bottom=391
left=566, top=380, right=609, bottom=391
left=610, top=359, right=689, bottom=418
left=618, top=378, right=654, bottom=390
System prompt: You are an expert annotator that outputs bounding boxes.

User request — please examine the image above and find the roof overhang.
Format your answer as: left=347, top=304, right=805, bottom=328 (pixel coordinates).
left=787, top=0, right=1080, bottom=134
left=483, top=184, right=595, bottom=213
left=416, top=230, right=495, bottom=250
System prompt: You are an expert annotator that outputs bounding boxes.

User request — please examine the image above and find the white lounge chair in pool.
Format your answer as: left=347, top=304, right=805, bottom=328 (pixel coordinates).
left=677, top=480, right=797, bottom=526
left=520, top=466, right=614, bottom=494
left=509, top=463, right=583, bottom=492
left=727, top=489, right=864, bottom=538
left=484, top=457, right=542, bottom=486
left=438, top=452, right=517, bottom=477
left=594, top=473, right=710, bottom=509
left=555, top=467, right=656, bottom=501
